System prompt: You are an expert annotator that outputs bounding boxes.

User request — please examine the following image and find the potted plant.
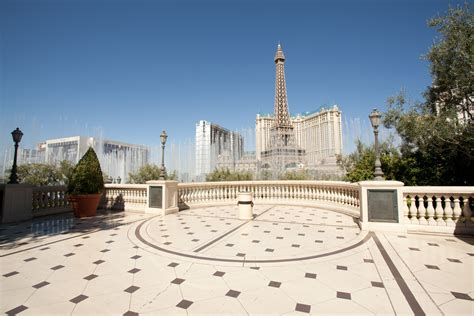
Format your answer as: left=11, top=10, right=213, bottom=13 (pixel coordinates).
left=67, top=147, right=104, bottom=217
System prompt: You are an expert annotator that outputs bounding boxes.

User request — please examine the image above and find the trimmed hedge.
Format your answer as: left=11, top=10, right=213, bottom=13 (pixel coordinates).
left=67, top=147, right=104, bottom=195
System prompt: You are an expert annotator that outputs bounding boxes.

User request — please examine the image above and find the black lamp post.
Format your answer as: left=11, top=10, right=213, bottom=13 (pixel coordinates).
left=159, top=130, right=168, bottom=180
left=369, top=109, right=384, bottom=180
left=8, top=128, right=23, bottom=184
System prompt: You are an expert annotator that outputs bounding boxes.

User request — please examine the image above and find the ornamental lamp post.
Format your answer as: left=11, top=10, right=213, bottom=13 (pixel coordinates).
left=8, top=127, right=23, bottom=184
left=369, top=109, right=384, bottom=180
left=159, top=130, right=168, bottom=180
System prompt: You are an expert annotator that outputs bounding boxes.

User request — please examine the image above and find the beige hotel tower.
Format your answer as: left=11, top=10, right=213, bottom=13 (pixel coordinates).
left=256, top=44, right=343, bottom=169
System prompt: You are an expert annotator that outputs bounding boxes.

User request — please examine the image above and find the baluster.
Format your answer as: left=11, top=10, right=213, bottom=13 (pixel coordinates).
left=435, top=196, right=445, bottom=226
left=453, top=197, right=462, bottom=223
left=444, top=196, right=454, bottom=226
left=403, top=196, right=410, bottom=224
left=417, top=196, right=428, bottom=225
left=462, top=196, right=472, bottom=224
left=426, top=196, right=436, bottom=225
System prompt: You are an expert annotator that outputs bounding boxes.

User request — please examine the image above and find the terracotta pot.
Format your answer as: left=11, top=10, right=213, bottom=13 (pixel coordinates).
left=69, top=194, right=101, bottom=218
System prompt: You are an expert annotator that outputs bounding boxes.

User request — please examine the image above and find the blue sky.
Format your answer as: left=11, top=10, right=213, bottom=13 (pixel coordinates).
left=0, top=0, right=465, bottom=156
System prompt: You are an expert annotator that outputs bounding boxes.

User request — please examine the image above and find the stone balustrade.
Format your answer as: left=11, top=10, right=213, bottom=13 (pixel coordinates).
left=32, top=185, right=70, bottom=217
left=177, top=181, right=361, bottom=217
left=102, top=184, right=148, bottom=212
left=402, top=187, right=473, bottom=231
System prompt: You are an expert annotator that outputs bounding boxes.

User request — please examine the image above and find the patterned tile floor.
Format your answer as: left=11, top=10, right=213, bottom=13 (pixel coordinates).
left=1, top=205, right=473, bottom=315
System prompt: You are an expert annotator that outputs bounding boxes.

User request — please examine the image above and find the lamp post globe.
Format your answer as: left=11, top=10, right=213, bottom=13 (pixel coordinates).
left=159, top=130, right=168, bottom=180
left=8, top=127, right=23, bottom=184
left=369, top=109, right=384, bottom=180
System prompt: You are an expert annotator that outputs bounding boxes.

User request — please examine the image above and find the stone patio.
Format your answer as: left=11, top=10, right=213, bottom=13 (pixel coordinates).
left=1, top=205, right=473, bottom=315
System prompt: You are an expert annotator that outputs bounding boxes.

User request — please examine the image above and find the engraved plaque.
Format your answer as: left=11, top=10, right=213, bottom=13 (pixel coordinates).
left=149, top=186, right=163, bottom=208
left=368, top=189, right=398, bottom=223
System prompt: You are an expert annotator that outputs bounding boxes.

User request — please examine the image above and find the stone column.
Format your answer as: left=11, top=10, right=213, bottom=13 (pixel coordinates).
left=1, top=184, right=34, bottom=223
left=145, top=180, right=179, bottom=215
left=358, top=180, right=405, bottom=232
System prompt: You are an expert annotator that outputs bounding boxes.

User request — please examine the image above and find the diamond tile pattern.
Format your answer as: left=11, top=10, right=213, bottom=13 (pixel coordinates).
left=0, top=205, right=472, bottom=316
left=295, top=303, right=311, bottom=313
left=176, top=299, right=194, bottom=309
left=70, top=294, right=88, bottom=304
left=226, top=290, right=241, bottom=298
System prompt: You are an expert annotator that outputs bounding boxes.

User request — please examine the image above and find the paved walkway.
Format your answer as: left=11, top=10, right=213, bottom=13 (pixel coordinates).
left=1, top=205, right=473, bottom=315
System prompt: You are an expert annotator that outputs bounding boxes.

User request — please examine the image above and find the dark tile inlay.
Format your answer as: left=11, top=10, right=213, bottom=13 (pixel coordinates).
left=123, top=311, right=139, bottom=316
left=24, top=257, right=37, bottom=262
left=447, top=258, right=462, bottom=263
left=295, top=303, right=311, bottom=313
left=171, top=278, right=185, bottom=285
left=93, top=260, right=105, bottom=265
left=226, top=243, right=234, bottom=247
left=305, top=273, right=317, bottom=279
left=292, top=244, right=300, bottom=248
left=428, top=243, right=439, bottom=247
left=191, top=239, right=199, bottom=242
left=32, top=281, right=50, bottom=289
left=74, top=244, right=83, bottom=247
left=40, top=247, right=50, bottom=250
left=425, top=264, right=439, bottom=270
left=371, top=281, right=384, bottom=288
left=268, top=281, right=281, bottom=288
left=106, top=240, right=114, bottom=244
left=409, top=247, right=420, bottom=251
left=314, top=240, right=323, bottom=243
left=252, top=240, right=260, bottom=243
left=64, top=253, right=75, bottom=257
left=213, top=271, right=225, bottom=277
left=124, top=285, right=140, bottom=293
left=100, top=249, right=110, bottom=253
left=51, top=265, right=64, bottom=271
left=168, top=262, right=179, bottom=267
left=467, top=253, right=474, bottom=256
left=265, top=248, right=274, bottom=252
left=337, top=291, right=351, bottom=300
left=336, top=265, right=347, bottom=271
left=84, top=274, right=98, bottom=281
left=130, top=255, right=141, bottom=260
left=226, top=289, right=241, bottom=298
left=128, top=268, right=141, bottom=274
left=5, top=305, right=28, bottom=315
left=451, top=291, right=473, bottom=301
left=70, top=294, right=88, bottom=304
left=276, top=236, right=284, bottom=240
left=176, top=299, right=193, bottom=309
left=250, top=266, right=260, bottom=270
left=336, top=236, right=344, bottom=239
left=236, top=253, right=246, bottom=257
left=363, top=259, right=374, bottom=263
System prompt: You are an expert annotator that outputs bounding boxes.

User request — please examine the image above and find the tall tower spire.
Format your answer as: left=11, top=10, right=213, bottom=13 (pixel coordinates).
left=273, top=43, right=292, bottom=128
left=259, top=43, right=305, bottom=177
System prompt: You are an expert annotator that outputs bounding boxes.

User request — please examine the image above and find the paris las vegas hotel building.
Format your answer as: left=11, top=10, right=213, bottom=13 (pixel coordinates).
left=256, top=105, right=343, bottom=168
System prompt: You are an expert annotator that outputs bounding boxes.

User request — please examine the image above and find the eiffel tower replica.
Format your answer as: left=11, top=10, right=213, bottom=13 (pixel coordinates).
left=261, top=43, right=305, bottom=177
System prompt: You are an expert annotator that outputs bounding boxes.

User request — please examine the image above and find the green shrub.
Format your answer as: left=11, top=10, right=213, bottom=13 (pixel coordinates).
left=67, top=147, right=104, bottom=195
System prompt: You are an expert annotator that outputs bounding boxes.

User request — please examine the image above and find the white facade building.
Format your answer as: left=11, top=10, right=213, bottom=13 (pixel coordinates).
left=195, top=120, right=243, bottom=180
left=256, top=105, right=343, bottom=168
left=41, top=136, right=149, bottom=183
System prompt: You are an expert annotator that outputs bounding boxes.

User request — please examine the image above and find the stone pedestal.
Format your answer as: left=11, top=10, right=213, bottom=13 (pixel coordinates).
left=1, top=184, right=34, bottom=223
left=358, top=180, right=405, bottom=232
left=237, top=191, right=253, bottom=220
left=145, top=180, right=179, bottom=215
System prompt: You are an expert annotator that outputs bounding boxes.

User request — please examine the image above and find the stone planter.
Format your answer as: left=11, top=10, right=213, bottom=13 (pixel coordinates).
left=69, top=194, right=101, bottom=218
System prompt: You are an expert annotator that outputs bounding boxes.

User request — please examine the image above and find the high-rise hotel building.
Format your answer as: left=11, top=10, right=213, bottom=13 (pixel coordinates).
left=256, top=106, right=343, bottom=167
left=195, top=120, right=244, bottom=180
